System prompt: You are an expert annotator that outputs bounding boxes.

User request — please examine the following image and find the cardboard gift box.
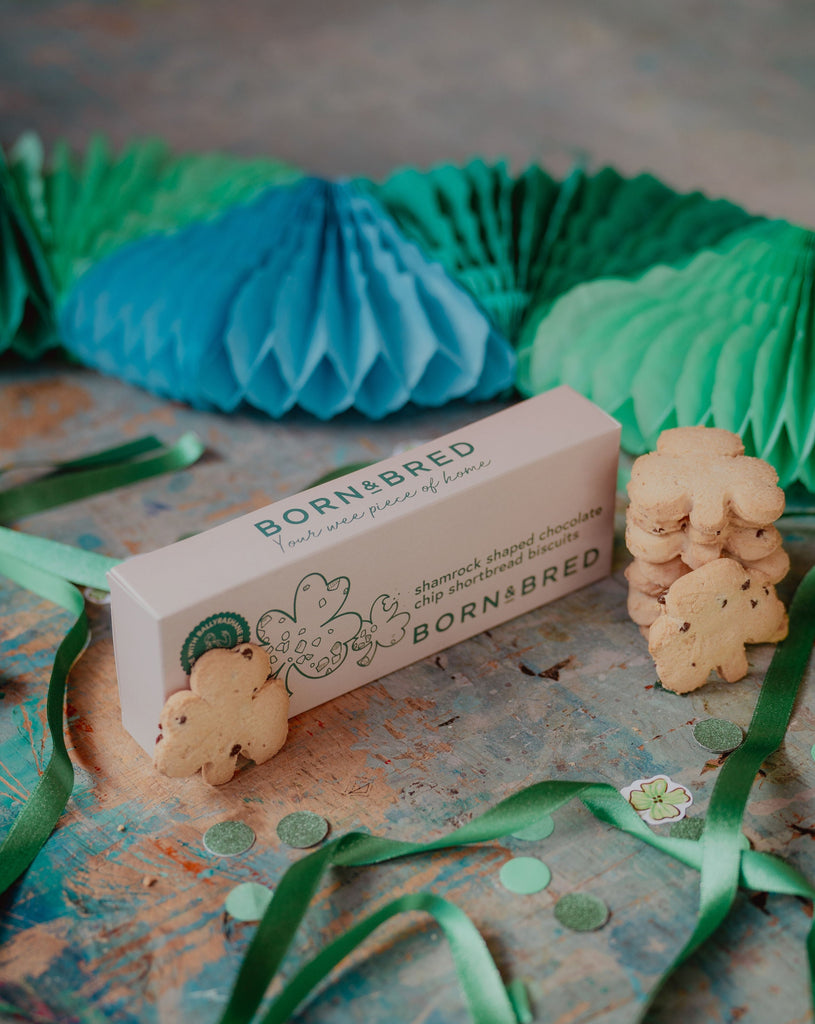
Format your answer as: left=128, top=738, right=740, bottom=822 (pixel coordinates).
left=109, top=386, right=621, bottom=753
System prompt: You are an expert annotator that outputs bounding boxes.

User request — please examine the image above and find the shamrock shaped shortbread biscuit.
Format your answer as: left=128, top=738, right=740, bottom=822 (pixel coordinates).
left=649, top=558, right=788, bottom=694
left=627, top=426, right=785, bottom=536
left=625, top=556, right=690, bottom=633
left=625, top=519, right=790, bottom=577
left=625, top=517, right=787, bottom=571
left=153, top=643, right=288, bottom=785
left=625, top=555, right=689, bottom=597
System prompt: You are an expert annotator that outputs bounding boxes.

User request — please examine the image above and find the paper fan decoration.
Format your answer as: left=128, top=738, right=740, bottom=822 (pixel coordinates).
left=42, top=135, right=301, bottom=294
left=58, top=177, right=515, bottom=419
left=517, top=219, right=815, bottom=489
left=517, top=166, right=765, bottom=333
left=3, top=134, right=815, bottom=483
left=0, top=132, right=300, bottom=356
left=366, top=159, right=561, bottom=342
left=0, top=136, right=58, bottom=356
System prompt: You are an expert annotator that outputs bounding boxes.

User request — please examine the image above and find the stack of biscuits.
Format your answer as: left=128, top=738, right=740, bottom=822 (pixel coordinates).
left=624, top=427, right=789, bottom=693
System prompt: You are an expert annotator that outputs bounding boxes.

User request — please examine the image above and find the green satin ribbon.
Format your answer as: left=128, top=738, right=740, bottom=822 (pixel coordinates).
left=0, top=432, right=204, bottom=894
left=0, top=432, right=204, bottom=522
left=0, top=436, right=164, bottom=475
left=0, top=551, right=88, bottom=894
left=216, top=784, right=815, bottom=1024
left=642, top=563, right=815, bottom=1014
left=0, top=435, right=812, bottom=1020
left=216, top=566, right=815, bottom=1024
left=261, top=892, right=525, bottom=1024
left=306, top=462, right=375, bottom=488
left=0, top=526, right=119, bottom=589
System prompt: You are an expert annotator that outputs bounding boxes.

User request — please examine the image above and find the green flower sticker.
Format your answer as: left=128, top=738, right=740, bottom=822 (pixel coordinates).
left=257, top=573, right=362, bottom=689
left=621, top=774, right=693, bottom=825
left=351, top=594, right=410, bottom=668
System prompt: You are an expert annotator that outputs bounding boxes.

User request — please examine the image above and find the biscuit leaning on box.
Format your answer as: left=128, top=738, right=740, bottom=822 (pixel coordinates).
left=625, top=426, right=789, bottom=693
left=153, top=643, right=289, bottom=784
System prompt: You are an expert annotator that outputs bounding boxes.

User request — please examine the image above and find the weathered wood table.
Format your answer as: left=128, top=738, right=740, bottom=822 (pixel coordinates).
left=0, top=357, right=813, bottom=1024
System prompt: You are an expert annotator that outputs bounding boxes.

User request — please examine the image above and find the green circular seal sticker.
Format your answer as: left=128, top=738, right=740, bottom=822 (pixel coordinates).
left=180, top=611, right=251, bottom=673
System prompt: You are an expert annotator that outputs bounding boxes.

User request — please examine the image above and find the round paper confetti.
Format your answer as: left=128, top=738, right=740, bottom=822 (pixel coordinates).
left=554, top=893, right=610, bottom=932
left=225, top=882, right=273, bottom=922
left=669, top=816, right=751, bottom=849
left=810, top=743, right=815, bottom=763
left=499, top=856, right=551, bottom=895
left=669, top=816, right=705, bottom=841
left=511, top=814, right=555, bottom=842
left=692, top=718, right=743, bottom=753
left=277, top=811, right=329, bottom=849
left=203, top=820, right=256, bottom=857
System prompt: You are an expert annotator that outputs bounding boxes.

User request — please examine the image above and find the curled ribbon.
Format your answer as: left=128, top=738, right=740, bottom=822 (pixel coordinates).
left=0, top=554, right=88, bottom=892
left=215, top=566, right=815, bottom=1024
left=0, top=432, right=204, bottom=893
left=0, top=432, right=204, bottom=521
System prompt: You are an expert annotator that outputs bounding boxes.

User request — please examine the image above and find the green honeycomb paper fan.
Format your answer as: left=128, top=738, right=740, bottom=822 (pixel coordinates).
left=518, top=166, right=765, bottom=342
left=517, top=220, right=815, bottom=489
left=367, top=159, right=561, bottom=341
left=42, top=135, right=302, bottom=294
left=0, top=136, right=58, bottom=356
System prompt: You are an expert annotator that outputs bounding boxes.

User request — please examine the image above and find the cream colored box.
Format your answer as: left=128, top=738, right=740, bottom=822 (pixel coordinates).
left=109, top=386, right=621, bottom=753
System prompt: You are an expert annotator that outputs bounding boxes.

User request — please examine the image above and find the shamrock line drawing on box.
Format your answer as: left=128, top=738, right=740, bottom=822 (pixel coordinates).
left=256, top=572, right=411, bottom=691
left=257, top=573, right=360, bottom=689
left=351, top=594, right=411, bottom=667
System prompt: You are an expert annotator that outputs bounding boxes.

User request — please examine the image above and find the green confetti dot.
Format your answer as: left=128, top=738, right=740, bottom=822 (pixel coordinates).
left=810, top=743, right=815, bottom=763
left=669, top=816, right=705, bottom=841
left=225, top=882, right=273, bottom=922
left=669, top=816, right=751, bottom=849
left=554, top=893, right=610, bottom=932
left=692, top=718, right=743, bottom=753
left=511, top=814, right=555, bottom=842
left=277, top=811, right=329, bottom=849
left=203, top=820, right=256, bottom=857
left=499, top=856, right=551, bottom=895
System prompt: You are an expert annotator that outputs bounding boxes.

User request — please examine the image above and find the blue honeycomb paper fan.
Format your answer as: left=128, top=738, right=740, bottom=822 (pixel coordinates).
left=58, top=178, right=515, bottom=419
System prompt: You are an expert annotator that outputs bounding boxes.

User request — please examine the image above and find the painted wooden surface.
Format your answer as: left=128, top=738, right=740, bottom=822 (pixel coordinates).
left=0, top=359, right=813, bottom=1024
left=2, top=2, right=815, bottom=1020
